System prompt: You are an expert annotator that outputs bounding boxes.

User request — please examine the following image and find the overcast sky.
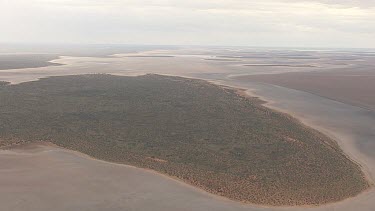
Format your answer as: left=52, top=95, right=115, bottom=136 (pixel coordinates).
left=1, top=0, right=374, bottom=48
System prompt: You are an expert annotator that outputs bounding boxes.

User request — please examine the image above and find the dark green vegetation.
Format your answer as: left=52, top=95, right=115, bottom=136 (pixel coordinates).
left=0, top=74, right=369, bottom=206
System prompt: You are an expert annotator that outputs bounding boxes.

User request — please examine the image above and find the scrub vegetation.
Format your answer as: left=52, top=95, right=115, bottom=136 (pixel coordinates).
left=0, top=74, right=369, bottom=206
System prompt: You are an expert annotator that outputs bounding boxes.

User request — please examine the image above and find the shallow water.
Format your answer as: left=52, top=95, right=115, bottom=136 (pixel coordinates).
left=0, top=48, right=374, bottom=210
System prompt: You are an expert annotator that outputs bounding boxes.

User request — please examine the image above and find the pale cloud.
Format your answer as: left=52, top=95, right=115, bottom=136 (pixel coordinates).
left=283, top=0, right=375, bottom=8
left=0, top=0, right=374, bottom=48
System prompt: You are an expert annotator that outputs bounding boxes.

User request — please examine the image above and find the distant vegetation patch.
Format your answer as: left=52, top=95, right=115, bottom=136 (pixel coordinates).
left=0, top=81, right=10, bottom=86
left=0, top=74, right=369, bottom=206
left=0, top=54, right=61, bottom=70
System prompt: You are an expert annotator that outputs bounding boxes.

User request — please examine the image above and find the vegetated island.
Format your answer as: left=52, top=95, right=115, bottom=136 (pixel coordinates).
left=0, top=74, right=369, bottom=206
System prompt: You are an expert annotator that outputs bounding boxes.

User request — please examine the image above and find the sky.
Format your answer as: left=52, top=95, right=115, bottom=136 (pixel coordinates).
left=1, top=0, right=375, bottom=48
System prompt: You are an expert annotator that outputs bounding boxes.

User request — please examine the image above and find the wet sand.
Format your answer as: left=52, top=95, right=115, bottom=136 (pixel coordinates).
left=0, top=47, right=375, bottom=210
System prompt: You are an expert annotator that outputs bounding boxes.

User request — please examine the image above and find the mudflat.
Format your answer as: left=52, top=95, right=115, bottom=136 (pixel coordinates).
left=0, top=74, right=369, bottom=206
